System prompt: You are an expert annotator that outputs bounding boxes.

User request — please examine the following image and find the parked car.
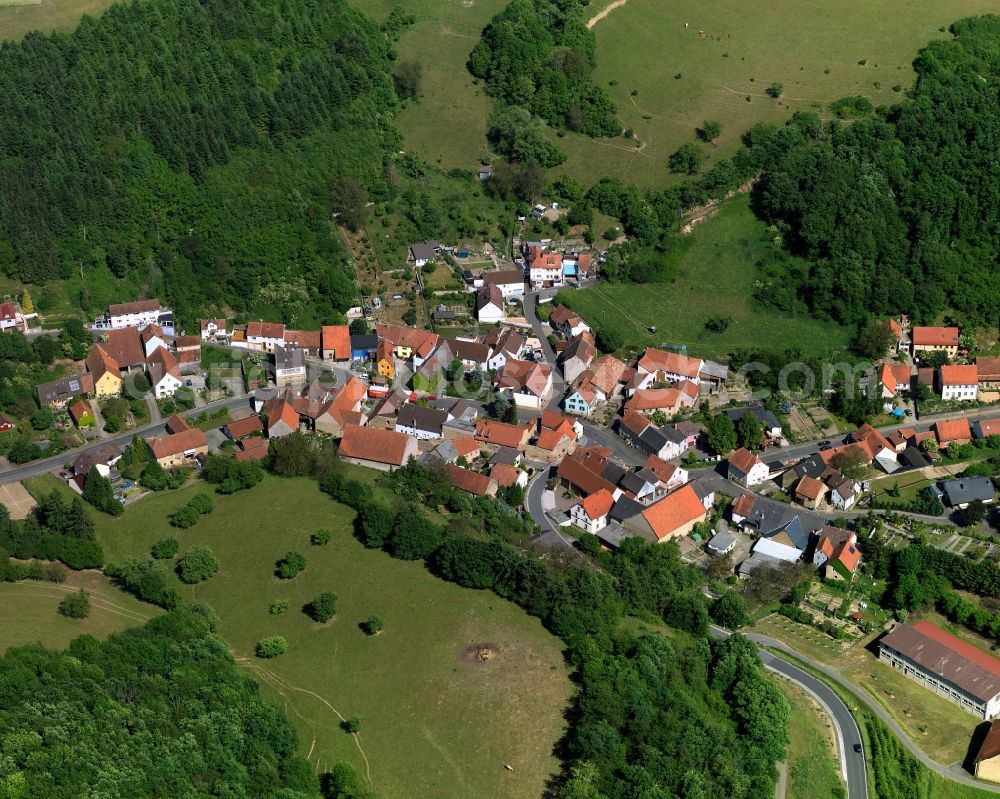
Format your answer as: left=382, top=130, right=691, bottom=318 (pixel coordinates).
left=853, top=743, right=863, bottom=754
left=818, top=440, right=831, bottom=447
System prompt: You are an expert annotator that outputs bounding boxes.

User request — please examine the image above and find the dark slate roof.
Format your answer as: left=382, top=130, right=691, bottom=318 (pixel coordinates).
left=599, top=460, right=627, bottom=486
left=792, top=453, right=827, bottom=480
left=350, top=334, right=379, bottom=350
left=618, top=471, right=649, bottom=495
left=742, top=496, right=825, bottom=541
left=940, top=476, right=996, bottom=507
left=274, top=346, right=305, bottom=370
left=396, top=403, right=449, bottom=434
left=597, top=523, right=645, bottom=549
left=766, top=516, right=809, bottom=551
left=899, top=446, right=931, bottom=470
left=689, top=476, right=716, bottom=502
left=488, top=446, right=521, bottom=466
left=609, top=495, right=646, bottom=524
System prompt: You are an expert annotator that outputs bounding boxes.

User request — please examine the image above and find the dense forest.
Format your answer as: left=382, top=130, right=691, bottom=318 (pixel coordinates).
left=0, top=607, right=321, bottom=798
left=469, top=0, right=619, bottom=148
left=754, top=15, right=1000, bottom=326
left=0, top=0, right=398, bottom=326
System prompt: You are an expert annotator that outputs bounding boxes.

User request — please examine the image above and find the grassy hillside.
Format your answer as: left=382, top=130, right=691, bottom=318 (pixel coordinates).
left=0, top=0, right=117, bottom=41
left=90, top=473, right=571, bottom=799
left=775, top=677, right=844, bottom=799
left=557, top=196, right=852, bottom=359
left=0, top=569, right=158, bottom=651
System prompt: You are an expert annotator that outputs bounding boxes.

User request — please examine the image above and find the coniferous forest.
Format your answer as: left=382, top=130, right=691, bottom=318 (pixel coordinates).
left=0, top=0, right=398, bottom=325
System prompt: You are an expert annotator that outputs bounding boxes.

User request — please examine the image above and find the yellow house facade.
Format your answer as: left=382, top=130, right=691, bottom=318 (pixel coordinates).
left=93, top=370, right=122, bottom=398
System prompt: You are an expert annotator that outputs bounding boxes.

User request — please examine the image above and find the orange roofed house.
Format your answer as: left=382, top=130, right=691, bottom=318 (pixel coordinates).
left=621, top=484, right=708, bottom=543
left=321, top=325, right=351, bottom=363
left=938, top=364, right=978, bottom=401
left=933, top=417, right=972, bottom=449
left=911, top=325, right=960, bottom=358
left=338, top=424, right=418, bottom=472
left=872, top=363, right=912, bottom=399
left=571, top=488, right=615, bottom=534
left=148, top=428, right=208, bottom=469
left=812, top=526, right=861, bottom=580
left=474, top=418, right=532, bottom=452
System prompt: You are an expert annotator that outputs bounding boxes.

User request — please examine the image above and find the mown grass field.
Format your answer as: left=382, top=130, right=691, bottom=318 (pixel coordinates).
left=89, top=473, right=572, bottom=799
left=558, top=196, right=852, bottom=359
left=775, top=676, right=845, bottom=799
left=0, top=569, right=158, bottom=652
left=554, top=0, right=1000, bottom=188
left=0, top=0, right=120, bottom=40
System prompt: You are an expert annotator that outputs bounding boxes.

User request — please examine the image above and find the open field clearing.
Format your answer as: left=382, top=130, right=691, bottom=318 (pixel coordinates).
left=553, top=0, right=999, bottom=188
left=558, top=196, right=852, bottom=359
left=0, top=0, right=120, bottom=40
left=89, top=473, right=571, bottom=799
left=775, top=676, right=845, bottom=799
left=0, top=569, right=158, bottom=651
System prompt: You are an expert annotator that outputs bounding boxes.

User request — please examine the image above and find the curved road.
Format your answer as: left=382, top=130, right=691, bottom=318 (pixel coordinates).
left=709, top=625, right=868, bottom=799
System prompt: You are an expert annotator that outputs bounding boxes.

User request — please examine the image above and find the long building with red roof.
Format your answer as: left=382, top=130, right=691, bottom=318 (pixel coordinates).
left=879, top=620, right=1000, bottom=719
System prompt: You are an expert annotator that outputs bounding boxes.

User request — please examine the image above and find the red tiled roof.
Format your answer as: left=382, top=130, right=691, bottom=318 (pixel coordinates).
left=586, top=354, right=627, bottom=394
left=795, top=475, right=826, bottom=501
left=174, top=335, right=201, bottom=349
left=556, top=452, right=618, bottom=496
left=490, top=463, right=521, bottom=488
left=284, top=329, right=322, bottom=351
left=625, top=388, right=682, bottom=412
left=68, top=399, right=92, bottom=424
left=149, top=428, right=207, bottom=459
left=851, top=423, right=894, bottom=456
left=0, top=302, right=17, bottom=321
left=236, top=437, right=269, bottom=461
left=728, top=447, right=762, bottom=475
left=640, top=484, right=707, bottom=540
left=878, top=363, right=911, bottom=394
left=580, top=488, right=615, bottom=520
left=264, top=397, right=300, bottom=434
left=453, top=435, right=481, bottom=459
left=443, top=464, right=495, bottom=496
left=881, top=318, right=903, bottom=339
left=732, top=493, right=756, bottom=517
left=940, top=364, right=978, bottom=386
left=912, top=326, right=959, bottom=347
left=976, top=357, right=1000, bottom=383
left=321, top=325, right=351, bottom=359
left=475, top=418, right=530, bottom=449
left=165, top=413, right=190, bottom=434
left=86, top=345, right=120, bottom=383
left=498, top=359, right=551, bottom=398
left=621, top=409, right=651, bottom=437
left=375, top=324, right=439, bottom=358
left=536, top=428, right=571, bottom=451
left=338, top=424, right=414, bottom=466
left=975, top=721, right=1000, bottom=764
left=933, top=417, right=972, bottom=444
left=976, top=419, right=1000, bottom=438
left=101, top=328, right=145, bottom=367
left=247, top=321, right=285, bottom=340
left=819, top=441, right=873, bottom=465
left=140, top=323, right=164, bottom=342
left=227, top=415, right=264, bottom=438
left=637, top=347, right=703, bottom=379
left=642, top=455, right=679, bottom=483
left=482, top=269, right=525, bottom=286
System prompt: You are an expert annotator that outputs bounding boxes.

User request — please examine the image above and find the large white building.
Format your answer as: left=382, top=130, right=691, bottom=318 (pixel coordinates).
left=93, top=299, right=174, bottom=335
left=879, top=620, right=1000, bottom=720
left=939, top=364, right=979, bottom=402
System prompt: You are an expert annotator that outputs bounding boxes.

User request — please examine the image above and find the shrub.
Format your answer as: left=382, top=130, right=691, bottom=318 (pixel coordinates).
left=255, top=636, right=288, bottom=658
left=58, top=589, right=91, bottom=619
left=177, top=546, right=220, bottom=583
left=310, top=529, right=333, bottom=546
left=364, top=614, right=384, bottom=635
left=765, top=82, right=783, bottom=98
left=276, top=551, right=307, bottom=579
left=140, top=460, right=169, bottom=491
left=151, top=537, right=180, bottom=559
left=170, top=504, right=201, bottom=529
left=269, top=598, right=289, bottom=615
left=342, top=716, right=361, bottom=733
left=305, top=591, right=338, bottom=622
left=44, top=562, right=68, bottom=583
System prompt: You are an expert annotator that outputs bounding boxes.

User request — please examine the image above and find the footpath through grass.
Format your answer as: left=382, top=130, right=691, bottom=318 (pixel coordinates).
left=559, top=197, right=851, bottom=359
left=91, top=473, right=572, bottom=799
left=0, top=569, right=158, bottom=652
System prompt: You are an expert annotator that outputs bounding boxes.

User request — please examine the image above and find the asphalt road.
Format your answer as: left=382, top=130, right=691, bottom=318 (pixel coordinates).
left=0, top=393, right=256, bottom=483
left=710, top=625, right=868, bottom=799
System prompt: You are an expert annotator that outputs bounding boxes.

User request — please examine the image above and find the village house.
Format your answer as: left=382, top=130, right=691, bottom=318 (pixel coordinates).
left=237, top=437, right=269, bottom=462
left=973, top=722, right=1000, bottom=782
left=408, top=240, right=441, bottom=267
left=637, top=347, right=704, bottom=385
left=548, top=304, right=592, bottom=339
left=490, top=463, right=528, bottom=490
left=933, top=417, right=972, bottom=448
left=165, top=413, right=190, bottom=434
left=912, top=325, right=960, bottom=358
left=86, top=346, right=124, bottom=398
left=872, top=362, right=912, bottom=399
left=350, top=333, right=379, bottom=362
left=938, top=364, right=978, bottom=401
left=571, top=488, right=615, bottom=534
left=443, top=463, right=498, bottom=498
left=474, top=418, right=532, bottom=452
left=848, top=424, right=898, bottom=470
left=556, top=448, right=621, bottom=498
left=527, top=247, right=564, bottom=289
left=973, top=418, right=1000, bottom=439
left=376, top=323, right=439, bottom=368
left=0, top=414, right=14, bottom=433
left=475, top=283, right=506, bottom=324
left=199, top=318, right=232, bottom=340
left=246, top=321, right=286, bottom=353
left=395, top=403, right=450, bottom=440
left=69, top=399, right=95, bottom=428
left=148, top=428, right=208, bottom=469
left=977, top=357, right=1000, bottom=390
left=36, top=373, right=94, bottom=407
left=262, top=394, right=300, bottom=439
left=484, top=327, right=528, bottom=371
left=938, top=476, right=995, bottom=509
left=724, top=407, right=783, bottom=441
left=642, top=455, right=688, bottom=491
left=794, top=475, right=826, bottom=509
left=140, top=324, right=167, bottom=357
left=72, top=443, right=122, bottom=478
left=338, top=424, right=418, bottom=471
left=811, top=526, right=862, bottom=580
left=274, top=346, right=307, bottom=387
left=283, top=329, right=321, bottom=358
left=146, top=347, right=184, bottom=398
left=619, top=484, right=709, bottom=543
left=619, top=410, right=688, bottom=461
left=497, top=358, right=553, bottom=410
left=93, top=299, right=174, bottom=334
left=173, top=335, right=202, bottom=370
left=225, top=415, right=264, bottom=441
left=0, top=302, right=27, bottom=333
left=880, top=317, right=910, bottom=353
left=727, top=447, right=770, bottom=488
left=624, top=383, right=698, bottom=416
left=448, top=338, right=490, bottom=371
left=560, top=332, right=596, bottom=385
left=481, top=269, right=525, bottom=299
left=526, top=410, right=579, bottom=462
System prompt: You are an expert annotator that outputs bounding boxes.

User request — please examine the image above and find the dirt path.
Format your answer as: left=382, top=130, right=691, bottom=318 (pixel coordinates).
left=587, top=0, right=627, bottom=28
